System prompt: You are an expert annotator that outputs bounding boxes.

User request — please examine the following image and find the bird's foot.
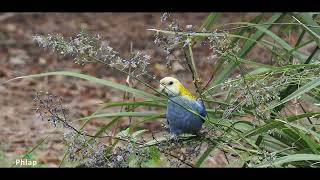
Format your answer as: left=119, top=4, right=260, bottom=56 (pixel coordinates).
left=168, top=133, right=179, bottom=143
left=195, top=131, right=205, bottom=137
left=161, top=122, right=169, bottom=130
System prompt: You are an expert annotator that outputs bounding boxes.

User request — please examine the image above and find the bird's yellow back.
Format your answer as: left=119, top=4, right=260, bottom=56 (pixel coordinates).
left=178, top=83, right=196, bottom=100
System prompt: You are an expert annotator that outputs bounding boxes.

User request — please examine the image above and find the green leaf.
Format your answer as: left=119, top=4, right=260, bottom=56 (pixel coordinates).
left=226, top=159, right=246, bottom=167
left=143, top=137, right=168, bottom=147
left=271, top=46, right=319, bottom=115
left=25, top=153, right=33, bottom=160
left=195, top=145, right=216, bottom=167
left=198, top=13, right=220, bottom=31
left=268, top=78, right=320, bottom=110
left=100, top=101, right=166, bottom=109
left=148, top=146, right=161, bottom=163
left=292, top=13, right=320, bottom=47
left=207, top=13, right=283, bottom=93
left=238, top=16, right=282, bottom=57
left=88, top=116, right=121, bottom=143
left=247, top=67, right=272, bottom=76
left=236, top=22, right=307, bottom=62
left=243, top=113, right=320, bottom=138
left=130, top=113, right=166, bottom=132
left=132, top=129, right=149, bottom=138
left=116, top=127, right=131, bottom=138
left=256, top=154, right=320, bottom=167
left=295, top=128, right=320, bottom=155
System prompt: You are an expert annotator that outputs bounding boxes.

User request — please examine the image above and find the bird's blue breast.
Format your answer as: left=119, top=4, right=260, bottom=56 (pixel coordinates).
left=166, top=96, right=206, bottom=135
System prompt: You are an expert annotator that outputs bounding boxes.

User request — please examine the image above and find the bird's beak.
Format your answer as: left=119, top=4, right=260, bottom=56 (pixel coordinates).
left=159, top=84, right=165, bottom=94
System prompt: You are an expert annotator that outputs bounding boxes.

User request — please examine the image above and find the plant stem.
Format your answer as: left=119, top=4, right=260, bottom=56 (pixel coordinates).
left=183, top=41, right=203, bottom=97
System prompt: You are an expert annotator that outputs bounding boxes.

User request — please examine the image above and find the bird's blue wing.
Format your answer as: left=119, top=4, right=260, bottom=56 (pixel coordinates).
left=196, top=99, right=207, bottom=121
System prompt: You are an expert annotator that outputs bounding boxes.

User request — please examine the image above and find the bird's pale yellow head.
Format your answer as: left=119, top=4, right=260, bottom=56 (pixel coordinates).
left=159, top=77, right=196, bottom=99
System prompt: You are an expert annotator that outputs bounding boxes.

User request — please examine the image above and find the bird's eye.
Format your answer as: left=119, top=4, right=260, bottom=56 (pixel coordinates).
left=168, top=81, right=173, bottom=85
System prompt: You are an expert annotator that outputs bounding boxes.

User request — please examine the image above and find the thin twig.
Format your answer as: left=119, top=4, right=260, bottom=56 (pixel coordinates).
left=160, top=149, right=195, bottom=168
left=204, top=72, right=215, bottom=90
left=150, top=131, right=195, bottom=168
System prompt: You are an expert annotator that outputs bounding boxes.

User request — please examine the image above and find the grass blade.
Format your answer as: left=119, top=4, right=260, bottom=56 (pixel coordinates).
left=78, top=111, right=161, bottom=121
left=1, top=71, right=163, bottom=101
left=192, top=13, right=221, bottom=44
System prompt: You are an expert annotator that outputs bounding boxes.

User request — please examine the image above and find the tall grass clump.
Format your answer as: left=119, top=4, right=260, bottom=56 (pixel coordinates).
left=3, top=13, right=320, bottom=167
